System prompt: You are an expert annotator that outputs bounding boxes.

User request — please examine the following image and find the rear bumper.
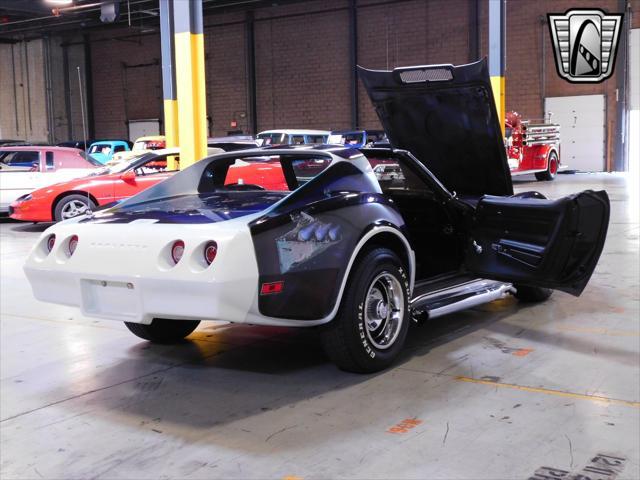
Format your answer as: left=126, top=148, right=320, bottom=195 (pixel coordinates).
left=23, top=219, right=262, bottom=325
left=24, top=267, right=254, bottom=324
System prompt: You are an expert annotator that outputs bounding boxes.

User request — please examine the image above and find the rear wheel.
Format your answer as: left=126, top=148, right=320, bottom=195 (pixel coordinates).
left=125, top=318, right=200, bottom=343
left=535, top=151, right=559, bottom=181
left=320, top=248, right=410, bottom=373
left=54, top=194, right=97, bottom=221
left=514, top=285, right=553, bottom=303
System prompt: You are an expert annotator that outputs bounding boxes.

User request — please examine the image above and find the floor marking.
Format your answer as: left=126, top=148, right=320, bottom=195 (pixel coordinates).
left=386, top=417, right=422, bottom=434
left=528, top=453, right=627, bottom=480
left=556, top=324, right=640, bottom=337
left=455, top=376, right=640, bottom=408
left=512, top=348, right=533, bottom=357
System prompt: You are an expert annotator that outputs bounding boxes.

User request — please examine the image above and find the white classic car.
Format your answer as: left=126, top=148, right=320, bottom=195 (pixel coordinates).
left=23, top=60, right=610, bottom=373
left=0, top=146, right=100, bottom=212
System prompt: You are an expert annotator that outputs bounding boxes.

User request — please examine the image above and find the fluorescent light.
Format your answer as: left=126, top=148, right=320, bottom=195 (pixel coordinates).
left=45, top=0, right=73, bottom=5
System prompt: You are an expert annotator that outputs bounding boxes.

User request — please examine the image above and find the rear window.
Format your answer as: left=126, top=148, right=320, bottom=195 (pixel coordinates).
left=257, top=133, right=289, bottom=145
left=198, top=154, right=333, bottom=194
left=45, top=151, right=55, bottom=170
left=306, top=135, right=327, bottom=144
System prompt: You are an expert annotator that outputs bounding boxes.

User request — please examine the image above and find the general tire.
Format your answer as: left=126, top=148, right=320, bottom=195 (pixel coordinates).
left=535, top=151, right=559, bottom=181
left=54, top=194, right=97, bottom=222
left=125, top=318, right=201, bottom=343
left=513, top=285, right=553, bottom=303
left=320, top=247, right=410, bottom=373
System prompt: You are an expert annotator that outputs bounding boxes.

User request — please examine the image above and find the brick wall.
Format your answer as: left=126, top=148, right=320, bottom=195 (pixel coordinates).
left=357, top=0, right=472, bottom=128
left=90, top=33, right=162, bottom=139
left=205, top=13, right=248, bottom=136
left=254, top=0, right=351, bottom=132
left=64, top=0, right=639, bottom=169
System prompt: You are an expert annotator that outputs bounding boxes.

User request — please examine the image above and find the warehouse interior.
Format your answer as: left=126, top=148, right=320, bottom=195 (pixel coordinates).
left=1, top=1, right=639, bottom=479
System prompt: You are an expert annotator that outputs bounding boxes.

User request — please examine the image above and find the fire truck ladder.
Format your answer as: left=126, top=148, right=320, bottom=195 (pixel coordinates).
left=521, top=123, right=560, bottom=147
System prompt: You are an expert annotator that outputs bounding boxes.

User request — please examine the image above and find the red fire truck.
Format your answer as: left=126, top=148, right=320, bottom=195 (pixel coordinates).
left=505, top=111, right=561, bottom=181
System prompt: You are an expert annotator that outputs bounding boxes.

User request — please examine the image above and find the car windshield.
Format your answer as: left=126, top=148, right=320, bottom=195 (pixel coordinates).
left=88, top=143, right=112, bottom=154
left=133, top=140, right=165, bottom=151
left=79, top=151, right=103, bottom=167
left=88, top=152, right=155, bottom=175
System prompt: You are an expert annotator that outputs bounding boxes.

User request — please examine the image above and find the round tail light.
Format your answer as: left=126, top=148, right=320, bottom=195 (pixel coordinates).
left=46, top=234, right=56, bottom=253
left=171, top=240, right=185, bottom=265
left=68, top=235, right=78, bottom=256
left=204, top=241, right=218, bottom=265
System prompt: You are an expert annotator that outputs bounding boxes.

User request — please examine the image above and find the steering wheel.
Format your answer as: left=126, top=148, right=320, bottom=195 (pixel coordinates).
left=225, top=183, right=265, bottom=191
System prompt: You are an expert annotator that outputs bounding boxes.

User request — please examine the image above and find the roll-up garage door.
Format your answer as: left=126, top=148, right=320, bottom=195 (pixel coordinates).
left=545, top=95, right=605, bottom=172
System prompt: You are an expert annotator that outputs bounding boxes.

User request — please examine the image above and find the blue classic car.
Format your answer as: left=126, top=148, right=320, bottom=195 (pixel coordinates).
left=87, top=140, right=131, bottom=164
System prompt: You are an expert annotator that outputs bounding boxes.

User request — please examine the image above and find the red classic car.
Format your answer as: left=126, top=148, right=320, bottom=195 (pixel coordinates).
left=9, top=149, right=289, bottom=222
left=505, top=111, right=561, bottom=181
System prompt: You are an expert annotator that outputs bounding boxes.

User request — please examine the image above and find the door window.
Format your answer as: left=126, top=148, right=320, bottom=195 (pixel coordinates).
left=0, top=150, right=39, bottom=169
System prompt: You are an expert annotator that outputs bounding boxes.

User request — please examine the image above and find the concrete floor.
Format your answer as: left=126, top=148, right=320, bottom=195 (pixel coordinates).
left=1, top=173, right=638, bottom=480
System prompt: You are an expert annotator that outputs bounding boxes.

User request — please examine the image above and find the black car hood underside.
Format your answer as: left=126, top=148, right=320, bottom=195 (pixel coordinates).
left=358, top=59, right=513, bottom=197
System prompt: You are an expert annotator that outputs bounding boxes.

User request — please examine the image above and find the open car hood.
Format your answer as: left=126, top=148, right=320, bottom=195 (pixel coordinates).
left=358, top=59, right=513, bottom=196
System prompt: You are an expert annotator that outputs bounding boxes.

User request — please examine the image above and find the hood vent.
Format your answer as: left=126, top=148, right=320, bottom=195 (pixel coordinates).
left=398, top=68, right=453, bottom=83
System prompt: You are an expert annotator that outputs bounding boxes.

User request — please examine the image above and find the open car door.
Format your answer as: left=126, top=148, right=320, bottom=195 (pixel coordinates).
left=465, top=190, right=609, bottom=296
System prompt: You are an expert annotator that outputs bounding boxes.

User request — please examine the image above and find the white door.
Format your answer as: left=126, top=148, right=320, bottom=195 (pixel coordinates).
left=629, top=29, right=640, bottom=175
left=127, top=119, right=160, bottom=142
left=545, top=94, right=605, bottom=172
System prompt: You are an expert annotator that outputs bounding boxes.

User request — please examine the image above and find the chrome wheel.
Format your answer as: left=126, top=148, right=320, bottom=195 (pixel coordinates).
left=364, top=272, right=405, bottom=350
left=61, top=199, right=89, bottom=219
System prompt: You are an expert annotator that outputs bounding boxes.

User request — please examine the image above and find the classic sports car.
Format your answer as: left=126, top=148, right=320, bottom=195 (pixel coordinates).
left=1, top=146, right=101, bottom=213
left=9, top=150, right=179, bottom=222
left=9, top=147, right=287, bottom=223
left=24, top=60, right=609, bottom=373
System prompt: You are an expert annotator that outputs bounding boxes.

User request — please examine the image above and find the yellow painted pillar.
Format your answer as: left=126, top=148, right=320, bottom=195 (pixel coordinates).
left=490, top=75, right=505, bottom=132
left=489, top=0, right=506, bottom=134
left=172, top=0, right=207, bottom=169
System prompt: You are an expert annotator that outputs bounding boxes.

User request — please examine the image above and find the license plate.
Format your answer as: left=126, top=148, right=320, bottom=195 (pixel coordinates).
left=81, top=279, right=140, bottom=321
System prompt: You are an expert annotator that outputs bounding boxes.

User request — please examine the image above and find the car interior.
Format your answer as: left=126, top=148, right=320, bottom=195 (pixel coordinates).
left=362, top=150, right=466, bottom=283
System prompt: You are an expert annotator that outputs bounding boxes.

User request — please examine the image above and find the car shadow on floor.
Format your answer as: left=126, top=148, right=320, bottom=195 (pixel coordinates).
left=45, top=302, right=517, bottom=445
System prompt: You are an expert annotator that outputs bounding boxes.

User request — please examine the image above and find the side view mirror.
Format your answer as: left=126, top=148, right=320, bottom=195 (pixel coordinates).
left=120, top=170, right=136, bottom=183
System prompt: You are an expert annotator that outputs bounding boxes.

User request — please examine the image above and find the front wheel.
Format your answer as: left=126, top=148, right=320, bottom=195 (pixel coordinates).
left=125, top=318, right=200, bottom=343
left=513, top=285, right=553, bottom=303
left=320, top=248, right=410, bottom=373
left=54, top=194, right=97, bottom=222
left=535, top=151, right=559, bottom=181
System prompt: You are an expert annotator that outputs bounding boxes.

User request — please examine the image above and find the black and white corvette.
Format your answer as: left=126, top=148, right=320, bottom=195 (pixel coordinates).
left=24, top=60, right=610, bottom=372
